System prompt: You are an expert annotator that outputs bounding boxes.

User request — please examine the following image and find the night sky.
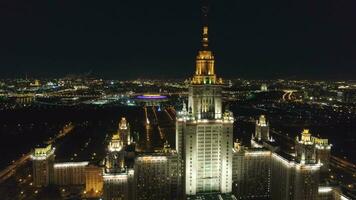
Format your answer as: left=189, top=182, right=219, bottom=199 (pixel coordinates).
left=0, top=0, right=355, bottom=80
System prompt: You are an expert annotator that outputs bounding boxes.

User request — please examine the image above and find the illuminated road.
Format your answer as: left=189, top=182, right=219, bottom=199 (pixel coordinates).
left=0, top=153, right=31, bottom=183
left=138, top=106, right=176, bottom=152
left=0, top=123, right=75, bottom=184
left=282, top=90, right=295, bottom=101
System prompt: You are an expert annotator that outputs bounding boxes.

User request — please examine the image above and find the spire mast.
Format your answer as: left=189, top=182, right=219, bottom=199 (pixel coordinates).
left=201, top=0, right=211, bottom=49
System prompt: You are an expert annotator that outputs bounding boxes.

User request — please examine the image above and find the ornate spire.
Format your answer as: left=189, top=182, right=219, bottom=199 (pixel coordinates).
left=192, top=0, right=221, bottom=85
left=201, top=0, right=211, bottom=49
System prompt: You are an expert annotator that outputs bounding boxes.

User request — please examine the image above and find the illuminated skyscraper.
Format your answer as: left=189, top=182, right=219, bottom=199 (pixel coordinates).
left=254, top=115, right=270, bottom=142
left=118, top=117, right=131, bottom=146
left=31, top=144, right=55, bottom=187
left=311, top=135, right=332, bottom=176
left=103, top=131, right=132, bottom=200
left=176, top=1, right=234, bottom=195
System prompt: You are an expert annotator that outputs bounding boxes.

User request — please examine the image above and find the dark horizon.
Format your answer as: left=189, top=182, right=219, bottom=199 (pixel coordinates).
left=0, top=0, right=355, bottom=80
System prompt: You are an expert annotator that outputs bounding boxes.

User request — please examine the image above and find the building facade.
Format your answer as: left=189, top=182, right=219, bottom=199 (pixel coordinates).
left=85, top=164, right=103, bottom=198
left=31, top=144, right=55, bottom=187
left=232, top=141, right=271, bottom=199
left=53, top=162, right=88, bottom=186
left=134, top=144, right=180, bottom=200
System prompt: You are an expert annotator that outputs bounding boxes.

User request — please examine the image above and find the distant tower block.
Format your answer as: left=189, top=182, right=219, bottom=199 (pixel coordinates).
left=295, top=129, right=317, bottom=164
left=31, top=144, right=55, bottom=187
left=311, top=135, right=332, bottom=175
left=105, top=134, right=125, bottom=173
left=103, top=131, right=132, bottom=200
left=261, top=84, right=268, bottom=92
left=118, top=117, right=131, bottom=146
left=255, top=115, right=270, bottom=141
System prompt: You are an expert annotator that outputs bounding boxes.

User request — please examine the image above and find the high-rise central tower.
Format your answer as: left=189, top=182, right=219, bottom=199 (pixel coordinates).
left=189, top=1, right=223, bottom=121
left=176, top=0, right=234, bottom=196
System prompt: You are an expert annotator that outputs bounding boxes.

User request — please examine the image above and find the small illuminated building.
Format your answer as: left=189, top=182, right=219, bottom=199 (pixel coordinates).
left=31, top=144, right=55, bottom=187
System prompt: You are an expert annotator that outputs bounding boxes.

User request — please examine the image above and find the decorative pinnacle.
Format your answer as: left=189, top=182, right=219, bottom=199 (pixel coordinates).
left=201, top=0, right=211, bottom=49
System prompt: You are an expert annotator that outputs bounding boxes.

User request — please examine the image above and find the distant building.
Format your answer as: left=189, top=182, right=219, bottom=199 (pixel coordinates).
left=261, top=84, right=268, bottom=92
left=254, top=115, right=270, bottom=142
left=31, top=144, right=55, bottom=187
left=342, top=89, right=356, bottom=104
left=53, top=162, right=88, bottom=186
left=85, top=164, right=103, bottom=198
left=311, top=135, right=332, bottom=176
left=118, top=117, right=131, bottom=146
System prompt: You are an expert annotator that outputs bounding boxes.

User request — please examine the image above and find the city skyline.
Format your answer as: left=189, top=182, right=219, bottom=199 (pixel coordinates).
left=0, top=1, right=355, bottom=200
left=1, top=0, right=355, bottom=79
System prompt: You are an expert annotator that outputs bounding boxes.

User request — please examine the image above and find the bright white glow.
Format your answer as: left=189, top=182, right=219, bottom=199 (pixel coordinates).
left=54, top=162, right=89, bottom=168
left=318, top=187, right=332, bottom=193
left=272, top=153, right=294, bottom=168
left=315, top=144, right=332, bottom=150
left=128, top=169, right=134, bottom=176
left=341, top=195, right=351, bottom=200
left=108, top=146, right=122, bottom=152
left=245, top=151, right=271, bottom=156
left=103, top=173, right=128, bottom=180
left=272, top=153, right=321, bottom=170
left=250, top=139, right=263, bottom=148
left=137, top=156, right=167, bottom=161
left=295, top=163, right=321, bottom=171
